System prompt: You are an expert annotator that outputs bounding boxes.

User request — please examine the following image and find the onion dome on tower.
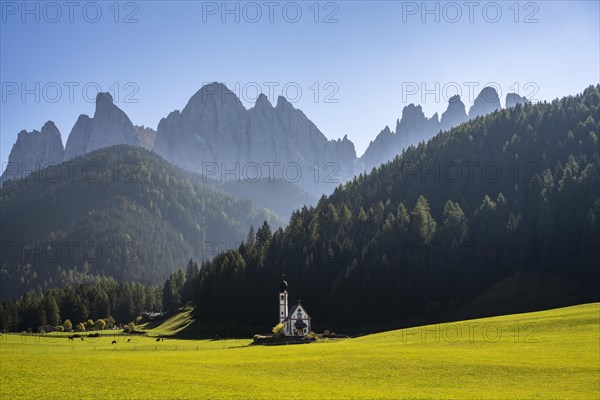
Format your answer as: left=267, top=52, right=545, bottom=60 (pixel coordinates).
left=279, top=275, right=288, bottom=293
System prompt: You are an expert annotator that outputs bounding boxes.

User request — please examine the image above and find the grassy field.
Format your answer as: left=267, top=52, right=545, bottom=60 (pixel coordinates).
left=1, top=303, right=598, bottom=399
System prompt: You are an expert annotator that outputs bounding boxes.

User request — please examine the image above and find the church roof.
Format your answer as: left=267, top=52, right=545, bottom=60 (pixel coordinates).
left=283, top=302, right=311, bottom=322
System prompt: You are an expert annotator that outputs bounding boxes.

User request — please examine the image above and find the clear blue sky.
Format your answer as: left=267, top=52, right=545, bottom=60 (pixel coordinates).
left=1, top=1, right=599, bottom=169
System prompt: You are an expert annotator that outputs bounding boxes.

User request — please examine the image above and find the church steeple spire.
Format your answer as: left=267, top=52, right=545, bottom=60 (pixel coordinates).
left=278, top=274, right=288, bottom=323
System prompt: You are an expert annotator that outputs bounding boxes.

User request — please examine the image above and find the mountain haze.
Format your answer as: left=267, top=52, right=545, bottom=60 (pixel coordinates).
left=4, top=83, right=529, bottom=197
left=155, top=83, right=357, bottom=196
left=359, top=87, right=529, bottom=172
left=0, top=145, right=280, bottom=299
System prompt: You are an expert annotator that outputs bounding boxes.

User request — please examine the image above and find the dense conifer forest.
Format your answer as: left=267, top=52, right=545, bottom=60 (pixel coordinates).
left=193, top=86, right=600, bottom=330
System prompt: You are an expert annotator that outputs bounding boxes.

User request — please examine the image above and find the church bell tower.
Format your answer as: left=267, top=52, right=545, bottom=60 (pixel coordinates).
left=279, top=275, right=288, bottom=323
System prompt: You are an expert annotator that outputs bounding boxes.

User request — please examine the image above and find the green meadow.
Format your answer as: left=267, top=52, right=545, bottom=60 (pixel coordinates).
left=1, top=303, right=598, bottom=399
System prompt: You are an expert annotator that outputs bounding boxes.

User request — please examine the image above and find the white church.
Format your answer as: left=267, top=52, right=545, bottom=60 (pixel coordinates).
left=278, top=276, right=311, bottom=336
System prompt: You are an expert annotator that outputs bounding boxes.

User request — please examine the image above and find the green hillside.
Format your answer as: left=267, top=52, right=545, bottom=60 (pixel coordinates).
left=0, top=145, right=280, bottom=299
left=1, top=303, right=598, bottom=399
left=138, top=306, right=195, bottom=336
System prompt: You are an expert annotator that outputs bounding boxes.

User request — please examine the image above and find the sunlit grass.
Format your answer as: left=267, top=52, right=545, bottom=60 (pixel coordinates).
left=138, top=306, right=195, bottom=336
left=1, top=303, right=598, bottom=399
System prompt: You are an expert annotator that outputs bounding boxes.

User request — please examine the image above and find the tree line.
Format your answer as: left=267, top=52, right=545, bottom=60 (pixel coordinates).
left=0, top=274, right=161, bottom=332
left=0, top=260, right=201, bottom=333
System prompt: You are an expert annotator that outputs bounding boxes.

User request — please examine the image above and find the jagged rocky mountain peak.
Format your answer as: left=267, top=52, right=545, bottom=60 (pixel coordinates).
left=6, top=81, right=522, bottom=195
left=41, top=120, right=61, bottom=136
left=2, top=121, right=65, bottom=183
left=505, top=93, right=528, bottom=108
left=468, top=87, right=501, bottom=119
left=96, top=91, right=114, bottom=105
left=440, top=94, right=468, bottom=132
left=63, top=90, right=139, bottom=160
left=255, top=93, right=272, bottom=107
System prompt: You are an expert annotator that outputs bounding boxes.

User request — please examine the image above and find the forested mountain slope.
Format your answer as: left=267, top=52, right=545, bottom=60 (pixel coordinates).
left=0, top=145, right=279, bottom=299
left=193, top=85, right=600, bottom=330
